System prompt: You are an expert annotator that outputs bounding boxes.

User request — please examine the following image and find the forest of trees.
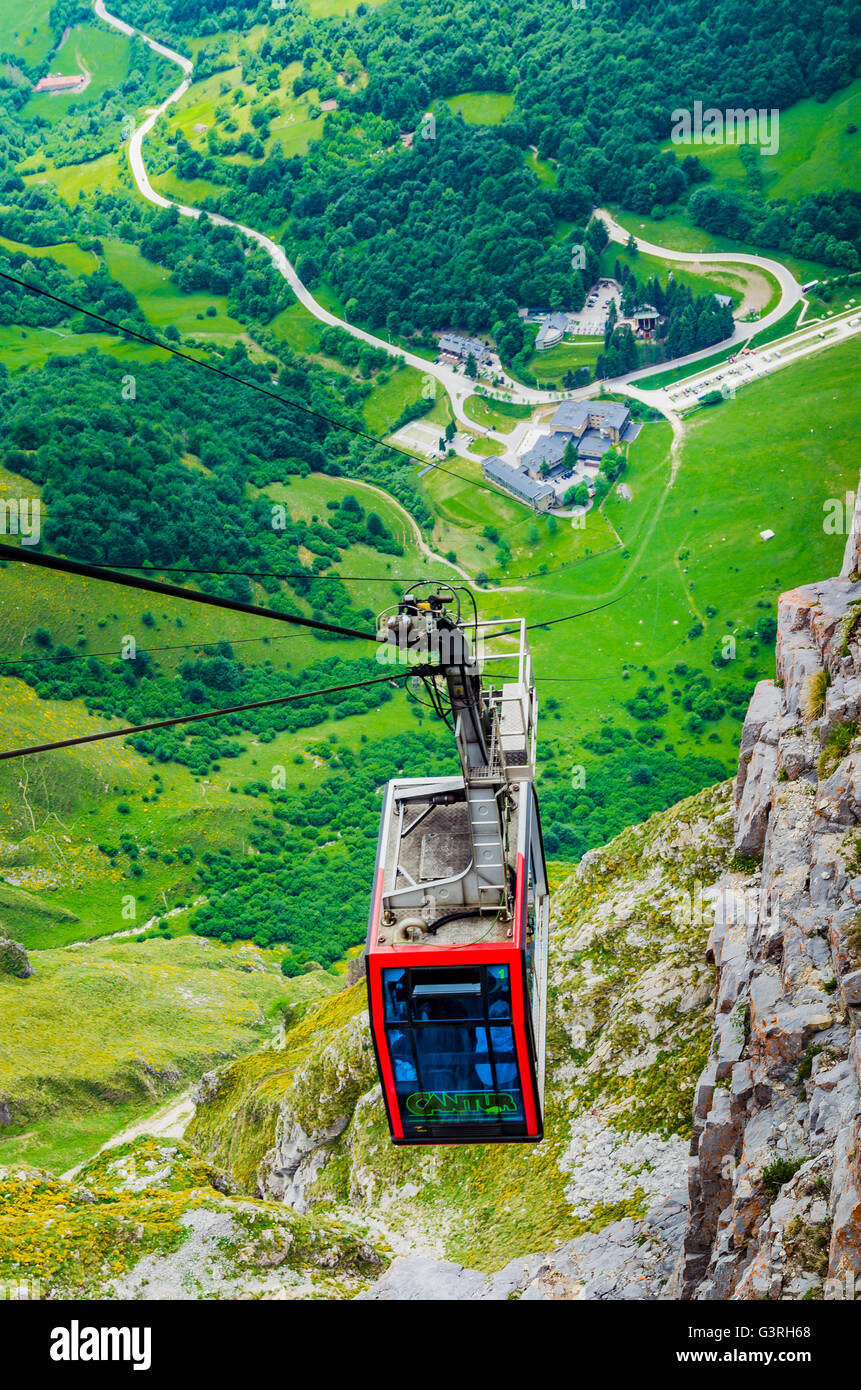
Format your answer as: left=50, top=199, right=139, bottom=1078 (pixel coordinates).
left=108, top=0, right=860, bottom=340
left=188, top=729, right=458, bottom=965
left=687, top=187, right=861, bottom=270
left=595, top=273, right=735, bottom=377
left=2, top=0, right=857, bottom=351
left=0, top=249, right=145, bottom=334
left=0, top=349, right=417, bottom=615
left=140, top=206, right=291, bottom=322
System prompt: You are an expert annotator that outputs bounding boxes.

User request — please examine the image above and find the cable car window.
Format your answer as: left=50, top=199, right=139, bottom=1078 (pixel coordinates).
left=383, top=968, right=409, bottom=1022
left=485, top=964, right=512, bottom=1019
left=410, top=967, right=484, bottom=1022
left=380, top=966, right=525, bottom=1132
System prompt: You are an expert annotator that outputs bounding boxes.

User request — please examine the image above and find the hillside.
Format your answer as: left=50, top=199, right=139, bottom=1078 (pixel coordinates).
left=6, top=485, right=861, bottom=1297
left=0, top=0, right=859, bottom=1313
left=0, top=773, right=734, bottom=1294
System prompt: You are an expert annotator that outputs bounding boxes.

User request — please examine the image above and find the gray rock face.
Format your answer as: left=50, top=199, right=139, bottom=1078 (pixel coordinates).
left=681, top=501, right=861, bottom=1300
left=360, top=1193, right=689, bottom=1301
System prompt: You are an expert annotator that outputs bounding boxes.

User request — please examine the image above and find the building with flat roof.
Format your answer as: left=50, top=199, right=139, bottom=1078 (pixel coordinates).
left=550, top=399, right=630, bottom=442
left=438, top=333, right=492, bottom=364
left=482, top=459, right=554, bottom=512
left=535, top=311, right=569, bottom=351
left=520, top=431, right=573, bottom=475
left=577, top=430, right=617, bottom=462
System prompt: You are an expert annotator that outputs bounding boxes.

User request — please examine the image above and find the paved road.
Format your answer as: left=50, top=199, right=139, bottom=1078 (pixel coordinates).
left=595, top=209, right=803, bottom=383
left=94, top=1, right=817, bottom=429
left=97, top=1, right=544, bottom=418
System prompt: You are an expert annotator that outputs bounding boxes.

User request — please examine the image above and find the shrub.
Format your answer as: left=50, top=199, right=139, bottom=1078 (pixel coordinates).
left=760, top=1155, right=807, bottom=1199
left=796, top=1044, right=822, bottom=1083
left=818, top=721, right=858, bottom=778
left=801, top=668, right=829, bottom=720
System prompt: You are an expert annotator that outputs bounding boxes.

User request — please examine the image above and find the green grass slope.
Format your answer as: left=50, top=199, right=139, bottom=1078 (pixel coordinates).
left=0, top=933, right=336, bottom=1167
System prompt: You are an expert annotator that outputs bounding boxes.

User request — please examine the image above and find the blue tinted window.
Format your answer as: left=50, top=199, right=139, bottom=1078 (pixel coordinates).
left=386, top=1027, right=418, bottom=1084
left=382, top=968, right=408, bottom=1021
left=382, top=964, right=526, bottom=1129
left=411, top=980, right=484, bottom=1022
left=486, top=964, right=512, bottom=1019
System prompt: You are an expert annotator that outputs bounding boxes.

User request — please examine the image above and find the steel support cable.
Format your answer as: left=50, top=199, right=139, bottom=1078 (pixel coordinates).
left=0, top=542, right=378, bottom=642
left=0, top=266, right=525, bottom=501
left=0, top=671, right=416, bottom=763
left=480, top=590, right=630, bottom=639
left=0, top=630, right=301, bottom=667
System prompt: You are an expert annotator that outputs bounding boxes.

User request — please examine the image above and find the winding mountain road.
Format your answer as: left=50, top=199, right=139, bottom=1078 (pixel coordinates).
left=94, top=0, right=806, bottom=426
left=596, top=208, right=802, bottom=381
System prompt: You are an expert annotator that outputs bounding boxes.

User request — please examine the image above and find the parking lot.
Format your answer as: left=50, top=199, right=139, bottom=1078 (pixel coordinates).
left=667, top=350, right=774, bottom=405
left=567, top=280, right=622, bottom=335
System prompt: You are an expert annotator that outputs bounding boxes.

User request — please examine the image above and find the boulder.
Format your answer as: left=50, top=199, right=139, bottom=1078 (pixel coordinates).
left=0, top=936, right=32, bottom=979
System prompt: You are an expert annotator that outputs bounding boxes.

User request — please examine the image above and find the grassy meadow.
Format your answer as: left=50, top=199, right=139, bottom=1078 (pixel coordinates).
left=442, top=91, right=515, bottom=124
left=25, top=22, right=133, bottom=123
left=0, top=934, right=336, bottom=1172
left=658, top=79, right=861, bottom=202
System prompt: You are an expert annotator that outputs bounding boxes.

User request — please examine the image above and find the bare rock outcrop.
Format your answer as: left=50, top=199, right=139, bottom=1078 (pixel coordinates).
left=681, top=512, right=861, bottom=1300
left=359, top=1190, right=688, bottom=1300
left=0, top=935, right=33, bottom=979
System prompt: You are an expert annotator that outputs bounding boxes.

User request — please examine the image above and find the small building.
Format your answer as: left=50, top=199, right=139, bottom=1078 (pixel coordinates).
left=550, top=400, right=630, bottom=444
left=576, top=430, right=617, bottom=463
left=633, top=304, right=661, bottom=337
left=520, top=431, right=572, bottom=476
left=34, top=73, right=86, bottom=93
left=438, top=333, right=492, bottom=364
left=715, top=294, right=733, bottom=309
left=482, top=459, right=554, bottom=512
left=760, top=529, right=775, bottom=541
left=535, top=311, right=569, bottom=351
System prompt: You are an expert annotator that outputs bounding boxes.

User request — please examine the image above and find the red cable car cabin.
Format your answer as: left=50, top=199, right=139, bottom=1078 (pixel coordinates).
left=366, top=773, right=549, bottom=1145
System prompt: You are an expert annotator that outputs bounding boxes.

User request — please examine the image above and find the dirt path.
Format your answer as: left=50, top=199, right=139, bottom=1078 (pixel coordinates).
left=347, top=476, right=530, bottom=592
left=63, top=898, right=204, bottom=950
left=61, top=1089, right=196, bottom=1179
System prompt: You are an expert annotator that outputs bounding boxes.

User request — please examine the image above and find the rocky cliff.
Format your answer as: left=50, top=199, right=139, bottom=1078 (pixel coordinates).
left=677, top=510, right=861, bottom=1300
left=5, top=527, right=861, bottom=1299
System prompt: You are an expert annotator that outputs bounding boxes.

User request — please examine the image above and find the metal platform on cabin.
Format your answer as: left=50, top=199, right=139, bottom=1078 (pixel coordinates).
left=377, top=786, right=520, bottom=948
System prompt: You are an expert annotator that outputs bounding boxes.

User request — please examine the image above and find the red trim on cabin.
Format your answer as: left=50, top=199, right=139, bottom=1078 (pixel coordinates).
left=367, top=852, right=539, bottom=1139
left=509, top=852, right=538, bottom=1134
left=368, top=865, right=404, bottom=1138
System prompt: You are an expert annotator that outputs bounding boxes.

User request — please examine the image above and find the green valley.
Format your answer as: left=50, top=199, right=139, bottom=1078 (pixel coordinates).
left=0, top=0, right=858, bottom=1313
